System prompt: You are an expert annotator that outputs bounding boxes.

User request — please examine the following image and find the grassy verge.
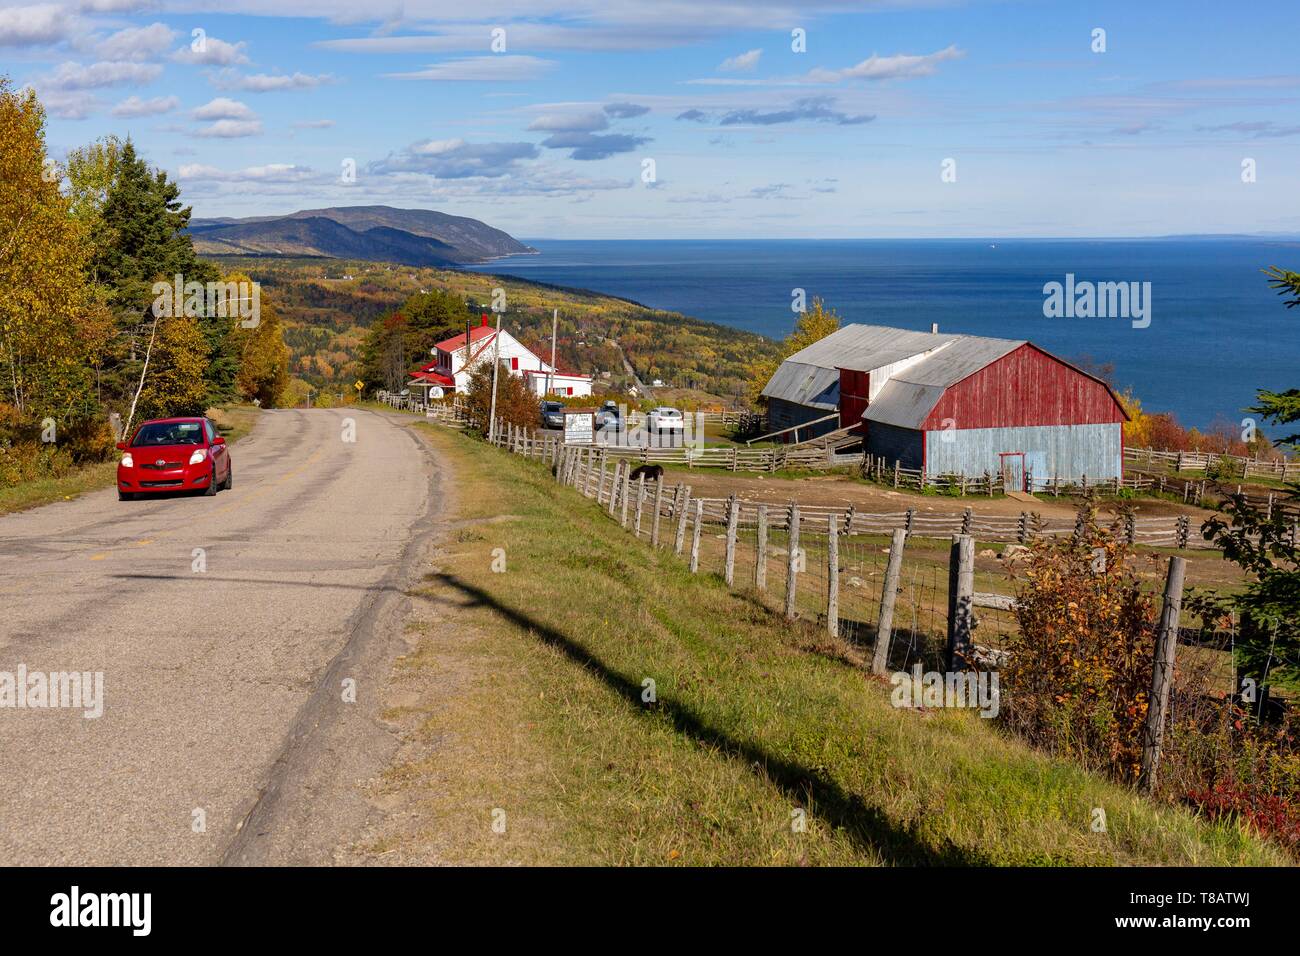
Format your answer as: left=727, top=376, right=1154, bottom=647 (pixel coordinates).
left=0, top=404, right=262, bottom=516
left=373, top=422, right=1288, bottom=865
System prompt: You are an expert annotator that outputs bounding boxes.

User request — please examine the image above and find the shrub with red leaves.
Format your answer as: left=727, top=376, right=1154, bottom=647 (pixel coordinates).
left=1187, top=781, right=1300, bottom=852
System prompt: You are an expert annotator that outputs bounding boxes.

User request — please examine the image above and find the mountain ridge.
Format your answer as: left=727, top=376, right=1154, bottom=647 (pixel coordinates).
left=188, top=205, right=535, bottom=267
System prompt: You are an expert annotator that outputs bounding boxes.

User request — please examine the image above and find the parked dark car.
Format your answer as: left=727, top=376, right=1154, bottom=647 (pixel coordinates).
left=594, top=400, right=622, bottom=431
left=541, top=401, right=565, bottom=430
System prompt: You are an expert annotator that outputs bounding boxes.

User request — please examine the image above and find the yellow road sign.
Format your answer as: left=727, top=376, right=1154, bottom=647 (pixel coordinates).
left=354, top=380, right=365, bottom=391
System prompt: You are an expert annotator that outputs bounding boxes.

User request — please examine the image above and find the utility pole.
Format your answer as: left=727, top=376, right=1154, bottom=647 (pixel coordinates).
left=547, top=308, right=558, bottom=396
left=488, top=307, right=503, bottom=438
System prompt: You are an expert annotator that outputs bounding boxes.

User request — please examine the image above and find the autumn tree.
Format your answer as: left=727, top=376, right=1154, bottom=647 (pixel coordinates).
left=227, top=271, right=290, bottom=407
left=0, top=77, right=96, bottom=426
left=464, top=360, right=539, bottom=435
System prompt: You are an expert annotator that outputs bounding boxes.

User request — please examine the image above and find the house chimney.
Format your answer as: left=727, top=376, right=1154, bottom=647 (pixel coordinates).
left=930, top=322, right=939, bottom=334
left=481, top=314, right=488, bottom=328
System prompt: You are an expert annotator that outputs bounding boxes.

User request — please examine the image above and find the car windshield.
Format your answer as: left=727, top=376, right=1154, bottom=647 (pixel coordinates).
left=131, top=421, right=205, bottom=446
left=543, top=402, right=564, bottom=413
left=657, top=409, right=681, bottom=418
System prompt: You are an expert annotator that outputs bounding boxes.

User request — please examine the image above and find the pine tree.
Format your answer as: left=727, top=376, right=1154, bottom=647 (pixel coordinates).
left=1251, top=267, right=1300, bottom=445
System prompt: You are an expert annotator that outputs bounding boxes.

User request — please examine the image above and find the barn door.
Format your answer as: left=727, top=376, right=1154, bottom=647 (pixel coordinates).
left=998, top=452, right=1026, bottom=492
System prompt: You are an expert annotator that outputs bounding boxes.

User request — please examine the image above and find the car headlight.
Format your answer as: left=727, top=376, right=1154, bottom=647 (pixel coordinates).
left=189, top=449, right=207, bottom=465
left=120, top=453, right=133, bottom=468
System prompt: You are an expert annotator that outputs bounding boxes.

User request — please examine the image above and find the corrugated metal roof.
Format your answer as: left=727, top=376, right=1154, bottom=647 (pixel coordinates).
left=760, top=360, right=840, bottom=409
left=864, top=336, right=1025, bottom=429
left=783, top=324, right=960, bottom=371
left=761, top=322, right=1030, bottom=429
left=761, top=324, right=958, bottom=407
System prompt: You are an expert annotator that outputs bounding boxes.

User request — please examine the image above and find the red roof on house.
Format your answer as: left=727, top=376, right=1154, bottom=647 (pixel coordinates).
left=434, top=315, right=496, bottom=352
left=410, top=370, right=455, bottom=386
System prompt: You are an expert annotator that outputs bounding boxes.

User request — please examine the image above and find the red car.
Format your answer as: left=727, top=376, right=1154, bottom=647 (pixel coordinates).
left=116, top=417, right=232, bottom=501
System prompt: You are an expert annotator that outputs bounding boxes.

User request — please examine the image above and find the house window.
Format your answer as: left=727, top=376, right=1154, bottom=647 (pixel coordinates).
left=510, top=357, right=519, bottom=370
left=566, top=386, right=573, bottom=396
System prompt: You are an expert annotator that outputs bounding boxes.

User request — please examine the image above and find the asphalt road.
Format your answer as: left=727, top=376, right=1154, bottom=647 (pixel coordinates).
left=0, top=408, right=440, bottom=865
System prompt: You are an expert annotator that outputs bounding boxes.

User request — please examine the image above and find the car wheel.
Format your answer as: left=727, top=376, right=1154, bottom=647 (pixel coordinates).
left=118, top=489, right=133, bottom=501
left=204, top=462, right=218, bottom=496
left=223, top=462, right=233, bottom=490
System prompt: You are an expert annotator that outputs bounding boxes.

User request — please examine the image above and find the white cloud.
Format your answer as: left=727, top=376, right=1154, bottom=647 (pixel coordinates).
left=292, top=118, right=335, bottom=129
left=369, top=138, right=540, bottom=178
left=230, top=72, right=334, bottom=92
left=44, top=60, right=162, bottom=90
left=195, top=118, right=263, bottom=138
left=0, top=4, right=76, bottom=48
left=172, top=36, right=249, bottom=66
left=77, top=0, right=158, bottom=11
left=807, top=44, right=964, bottom=83
left=719, top=48, right=762, bottom=73
left=40, top=89, right=100, bottom=119
left=96, top=22, right=175, bottom=61
left=385, top=55, right=555, bottom=82
left=179, top=163, right=316, bottom=182
left=111, top=94, right=179, bottom=117
left=192, top=97, right=256, bottom=120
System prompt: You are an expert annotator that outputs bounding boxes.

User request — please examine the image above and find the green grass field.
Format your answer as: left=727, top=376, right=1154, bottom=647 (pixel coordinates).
left=377, top=422, right=1290, bottom=866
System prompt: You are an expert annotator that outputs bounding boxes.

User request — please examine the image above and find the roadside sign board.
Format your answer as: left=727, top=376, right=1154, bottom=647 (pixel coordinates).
left=563, top=409, right=596, bottom=445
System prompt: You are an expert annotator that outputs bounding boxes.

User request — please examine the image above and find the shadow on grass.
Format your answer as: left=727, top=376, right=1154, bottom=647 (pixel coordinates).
left=431, top=569, right=992, bottom=866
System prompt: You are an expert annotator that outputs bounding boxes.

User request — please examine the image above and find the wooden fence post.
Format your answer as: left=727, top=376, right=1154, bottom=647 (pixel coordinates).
left=872, top=529, right=907, bottom=676
left=597, top=455, right=609, bottom=505
left=689, top=499, right=704, bottom=573
left=675, top=486, right=692, bottom=556
left=784, top=504, right=801, bottom=620
left=724, top=496, right=739, bottom=586
left=1141, top=556, right=1186, bottom=791
left=946, top=534, right=975, bottom=671
left=620, top=464, right=631, bottom=528
left=607, top=461, right=622, bottom=517
left=826, top=515, right=839, bottom=637
left=652, top=478, right=666, bottom=547
left=633, top=474, right=647, bottom=536
left=755, top=505, right=768, bottom=590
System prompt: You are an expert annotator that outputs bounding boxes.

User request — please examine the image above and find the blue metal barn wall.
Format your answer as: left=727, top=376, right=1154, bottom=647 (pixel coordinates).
left=923, top=422, right=1122, bottom=486
left=865, top=422, right=924, bottom=470
left=766, top=399, right=840, bottom=440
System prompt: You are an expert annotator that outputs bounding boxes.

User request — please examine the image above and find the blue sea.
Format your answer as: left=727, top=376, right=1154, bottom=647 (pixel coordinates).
left=467, top=238, right=1300, bottom=431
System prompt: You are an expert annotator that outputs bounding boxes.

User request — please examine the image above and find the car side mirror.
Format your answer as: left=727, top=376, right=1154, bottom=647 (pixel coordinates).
left=212, top=436, right=226, bottom=445
left=115, top=441, right=126, bottom=451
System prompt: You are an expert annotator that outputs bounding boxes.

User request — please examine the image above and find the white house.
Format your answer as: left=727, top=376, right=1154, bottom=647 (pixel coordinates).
left=522, top=369, right=592, bottom=398
left=407, top=315, right=592, bottom=400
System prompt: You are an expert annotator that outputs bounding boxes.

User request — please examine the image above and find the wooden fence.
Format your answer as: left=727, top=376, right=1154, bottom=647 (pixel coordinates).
left=533, top=434, right=1200, bottom=787
left=488, top=422, right=1230, bottom=550
left=1125, top=445, right=1300, bottom=481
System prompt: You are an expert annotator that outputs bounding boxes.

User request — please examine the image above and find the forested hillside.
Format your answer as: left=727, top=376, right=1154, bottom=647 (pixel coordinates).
left=211, top=257, right=780, bottom=406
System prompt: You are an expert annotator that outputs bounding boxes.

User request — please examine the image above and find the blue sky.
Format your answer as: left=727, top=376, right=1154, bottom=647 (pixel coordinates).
left=4, top=0, right=1299, bottom=238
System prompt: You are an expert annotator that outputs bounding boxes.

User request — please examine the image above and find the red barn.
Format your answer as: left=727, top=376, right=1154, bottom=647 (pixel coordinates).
left=761, top=324, right=1127, bottom=489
